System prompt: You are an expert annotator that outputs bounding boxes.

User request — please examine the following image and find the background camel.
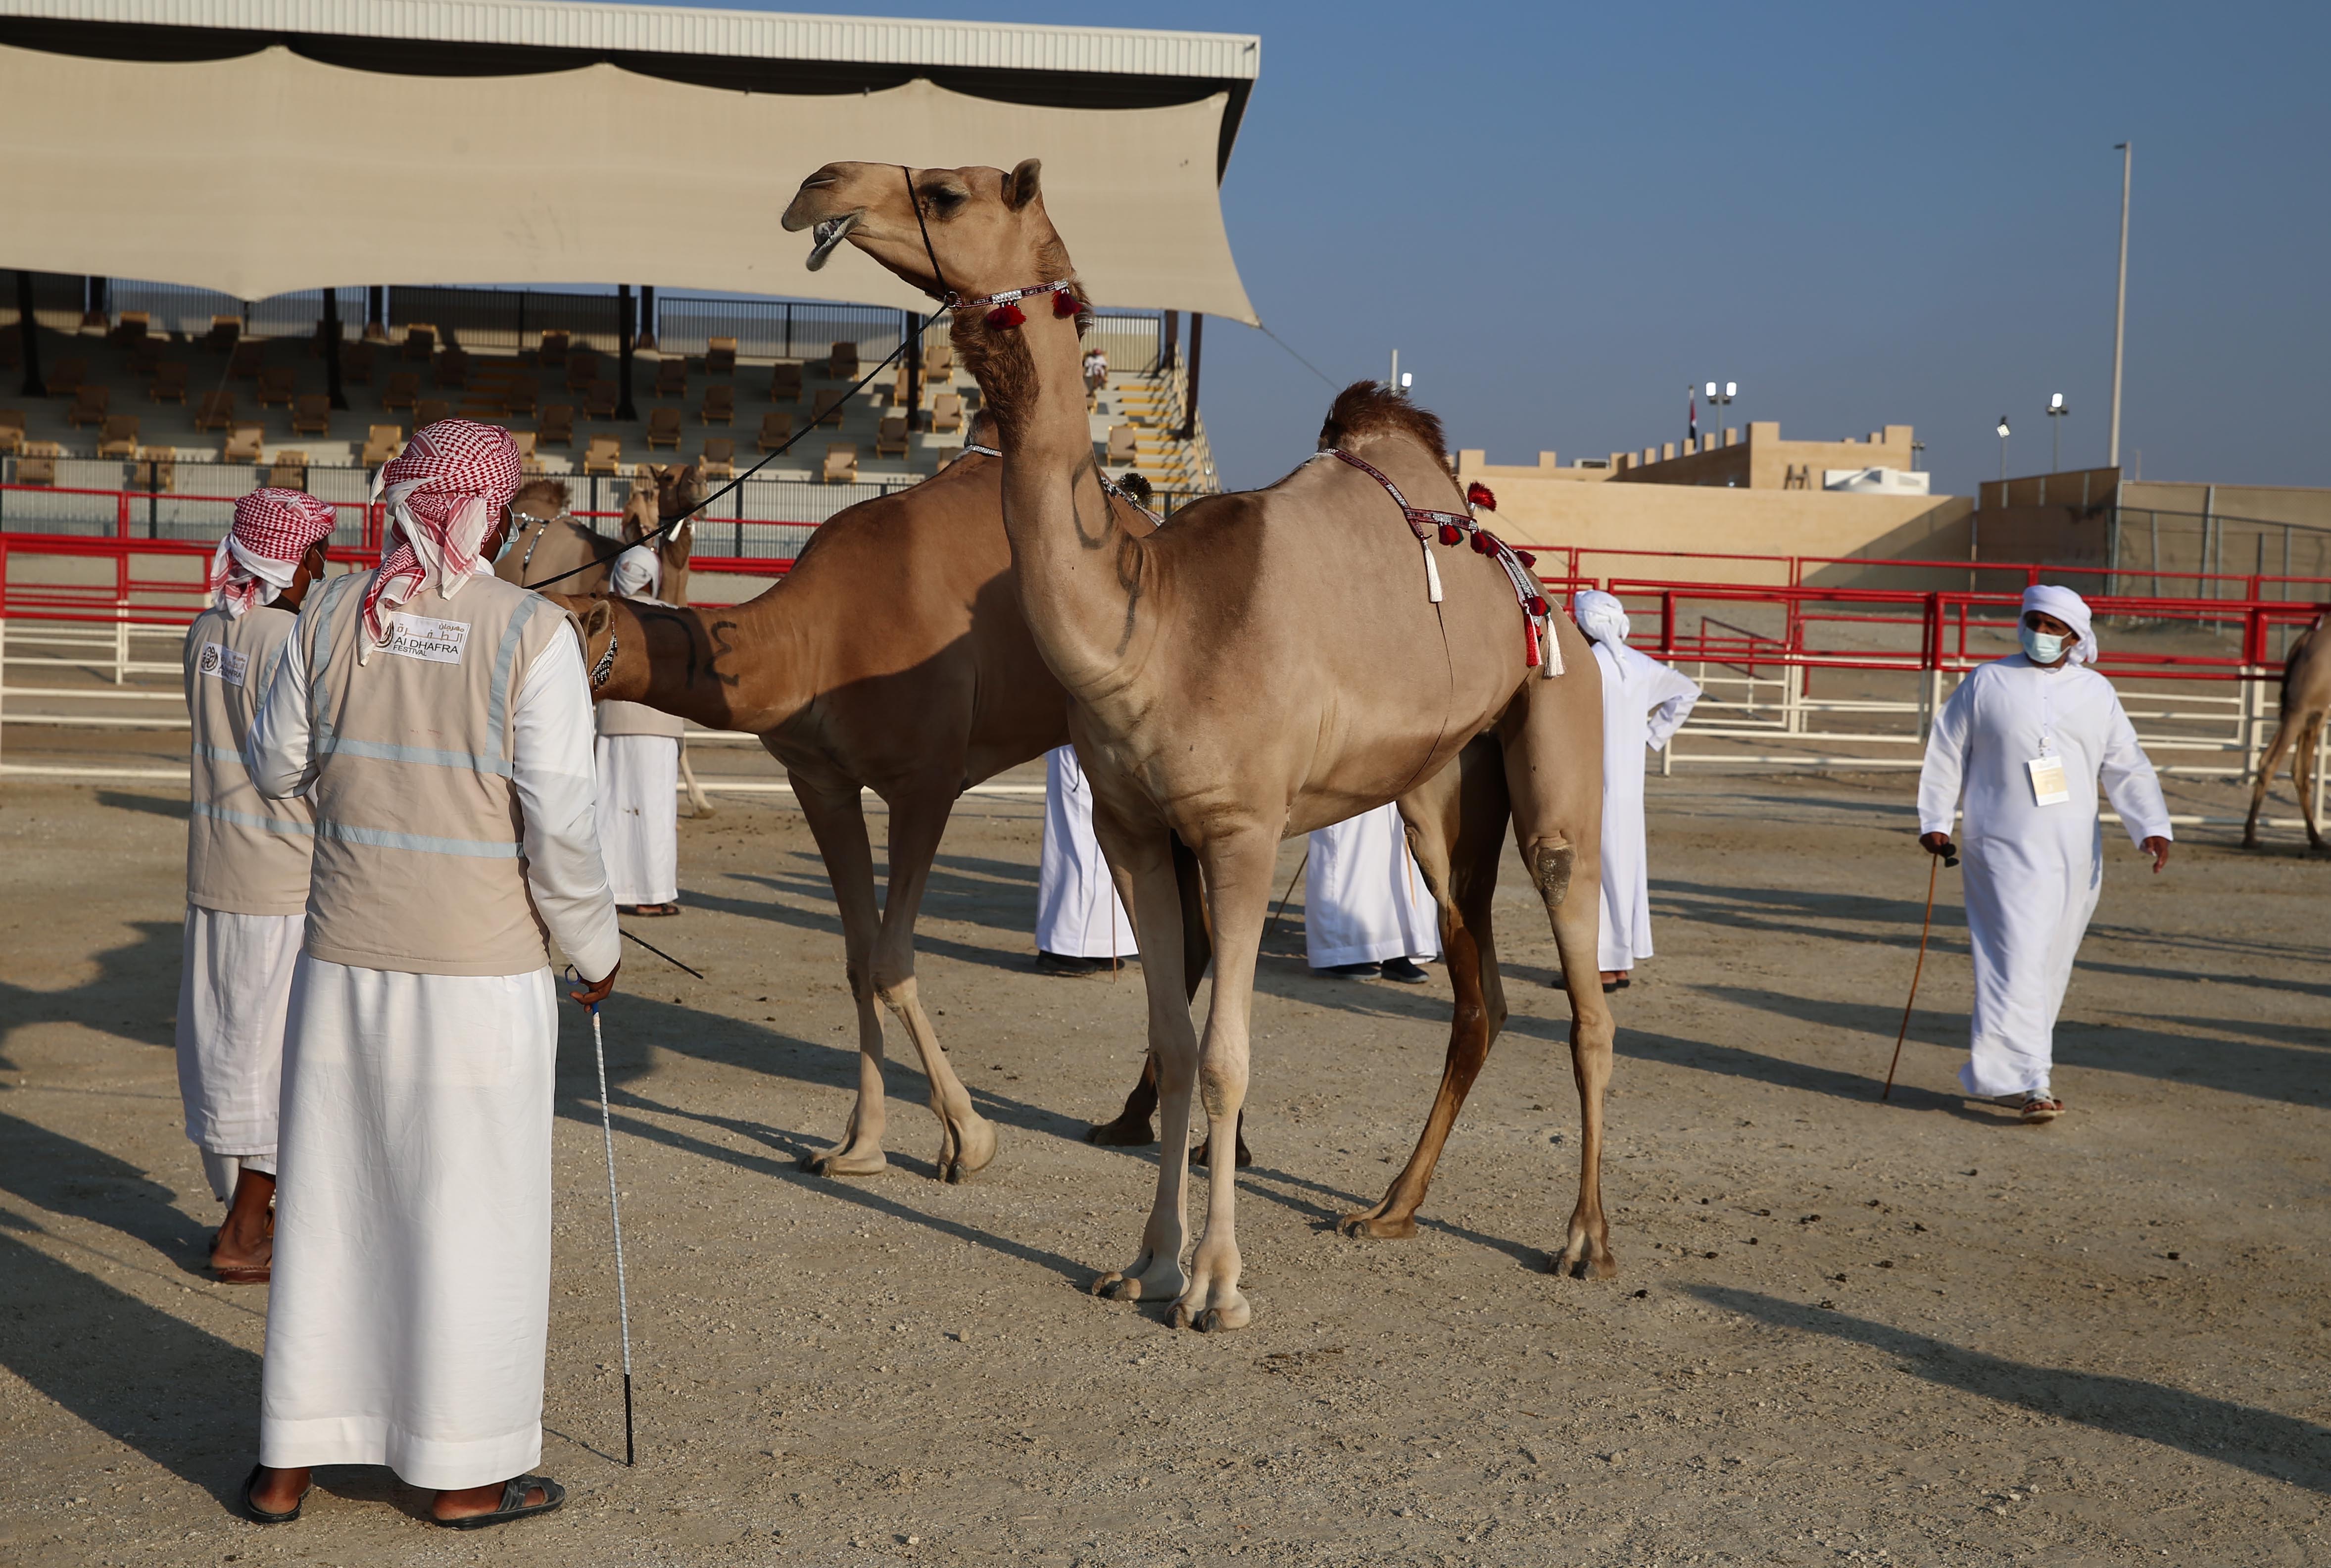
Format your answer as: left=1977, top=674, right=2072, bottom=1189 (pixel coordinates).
left=784, top=159, right=1616, bottom=1333
left=559, top=447, right=1218, bottom=1182
left=2245, top=612, right=2329, bottom=849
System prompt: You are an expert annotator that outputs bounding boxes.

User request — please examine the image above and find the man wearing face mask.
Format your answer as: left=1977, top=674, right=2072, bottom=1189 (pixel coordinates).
left=1915, top=584, right=2172, bottom=1123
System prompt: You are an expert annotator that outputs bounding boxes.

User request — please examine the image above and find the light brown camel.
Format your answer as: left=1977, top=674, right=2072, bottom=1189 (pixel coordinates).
left=783, top=160, right=1617, bottom=1330
left=2244, top=612, right=2329, bottom=850
left=557, top=440, right=1222, bottom=1182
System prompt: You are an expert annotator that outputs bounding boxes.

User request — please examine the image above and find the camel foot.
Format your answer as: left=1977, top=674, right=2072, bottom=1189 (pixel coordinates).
left=1167, top=1285, right=1251, bottom=1333
left=1091, top=1252, right=1186, bottom=1304
left=1083, top=1114, right=1157, bottom=1149
left=1191, top=1133, right=1255, bottom=1171
left=800, top=1142, right=889, bottom=1178
left=937, top=1116, right=998, bottom=1184
left=1551, top=1228, right=1619, bottom=1280
left=1335, top=1205, right=1418, bottom=1241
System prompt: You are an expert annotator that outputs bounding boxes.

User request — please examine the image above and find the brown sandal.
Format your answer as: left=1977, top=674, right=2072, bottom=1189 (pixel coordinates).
left=618, top=902, right=681, bottom=917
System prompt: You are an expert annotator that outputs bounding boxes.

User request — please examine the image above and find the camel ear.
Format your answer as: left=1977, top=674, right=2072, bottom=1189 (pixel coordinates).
left=577, top=597, right=615, bottom=645
left=1005, top=159, right=1043, bottom=211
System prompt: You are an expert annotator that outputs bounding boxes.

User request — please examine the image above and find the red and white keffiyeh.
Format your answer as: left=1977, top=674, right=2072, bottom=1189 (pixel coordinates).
left=209, top=488, right=338, bottom=618
left=362, top=419, right=522, bottom=649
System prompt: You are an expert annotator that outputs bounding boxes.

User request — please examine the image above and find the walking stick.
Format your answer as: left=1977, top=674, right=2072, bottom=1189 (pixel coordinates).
left=1263, top=850, right=1310, bottom=939
left=621, top=926, right=704, bottom=979
left=1881, top=841, right=1955, bottom=1101
left=577, top=980, right=638, bottom=1466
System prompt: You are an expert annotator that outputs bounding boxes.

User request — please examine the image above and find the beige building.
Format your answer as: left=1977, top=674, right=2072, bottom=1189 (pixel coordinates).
left=1972, top=470, right=2331, bottom=591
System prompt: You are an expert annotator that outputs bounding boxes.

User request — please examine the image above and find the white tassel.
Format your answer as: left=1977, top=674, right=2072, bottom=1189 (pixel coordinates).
left=1422, top=541, right=1444, bottom=604
left=1543, top=617, right=1563, bottom=678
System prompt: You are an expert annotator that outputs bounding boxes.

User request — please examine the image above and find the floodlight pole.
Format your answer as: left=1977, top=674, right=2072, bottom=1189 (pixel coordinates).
left=2109, top=141, right=2131, bottom=469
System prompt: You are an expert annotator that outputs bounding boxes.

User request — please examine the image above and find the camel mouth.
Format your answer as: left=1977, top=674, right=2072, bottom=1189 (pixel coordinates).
left=806, top=211, right=863, bottom=272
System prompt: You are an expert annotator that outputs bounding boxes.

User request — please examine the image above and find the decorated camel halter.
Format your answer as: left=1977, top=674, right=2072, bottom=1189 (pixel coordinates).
left=1324, top=449, right=1560, bottom=675
left=905, top=166, right=1086, bottom=329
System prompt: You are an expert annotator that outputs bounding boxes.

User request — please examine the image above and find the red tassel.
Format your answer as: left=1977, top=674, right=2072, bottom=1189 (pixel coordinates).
left=1466, top=481, right=1498, bottom=511
left=1052, top=290, right=1081, bottom=317
left=986, top=303, right=1026, bottom=330
left=1527, top=595, right=1550, bottom=618
left=1438, top=522, right=1462, bottom=546
left=1470, top=531, right=1493, bottom=554
left=1513, top=548, right=1537, bottom=569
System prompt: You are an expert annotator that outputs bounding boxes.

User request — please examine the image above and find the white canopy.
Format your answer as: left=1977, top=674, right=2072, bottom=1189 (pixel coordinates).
left=0, top=39, right=1259, bottom=323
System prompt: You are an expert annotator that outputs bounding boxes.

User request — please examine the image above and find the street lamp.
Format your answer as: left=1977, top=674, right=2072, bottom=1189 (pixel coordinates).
left=1703, top=380, right=1736, bottom=448
left=1996, top=415, right=2011, bottom=483
left=2046, top=392, right=2068, bottom=473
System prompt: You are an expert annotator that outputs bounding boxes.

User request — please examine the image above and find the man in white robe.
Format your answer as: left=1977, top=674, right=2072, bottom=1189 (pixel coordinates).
left=1917, top=584, right=2172, bottom=1123
left=1035, top=743, right=1137, bottom=973
left=179, top=488, right=339, bottom=1282
left=596, top=542, right=682, bottom=914
left=1573, top=590, right=1702, bottom=990
left=1305, top=804, right=1440, bottom=981
left=243, top=420, right=619, bottom=1529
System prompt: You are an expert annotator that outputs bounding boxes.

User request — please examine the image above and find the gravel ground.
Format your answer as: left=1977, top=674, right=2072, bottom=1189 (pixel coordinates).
left=1, top=767, right=2326, bottom=1567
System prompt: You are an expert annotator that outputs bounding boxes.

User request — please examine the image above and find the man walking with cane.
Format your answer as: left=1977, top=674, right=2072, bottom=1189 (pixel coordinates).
left=1915, top=585, right=2172, bottom=1123
left=242, top=421, right=619, bottom=1529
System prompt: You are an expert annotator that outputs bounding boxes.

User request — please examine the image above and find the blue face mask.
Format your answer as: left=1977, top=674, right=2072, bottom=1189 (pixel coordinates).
left=2020, top=625, right=2068, bottom=665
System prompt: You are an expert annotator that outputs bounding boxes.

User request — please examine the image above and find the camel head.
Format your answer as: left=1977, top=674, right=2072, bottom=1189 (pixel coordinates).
left=511, top=478, right=571, bottom=522
left=782, top=161, right=1076, bottom=311
left=624, top=463, right=700, bottom=558
left=557, top=594, right=640, bottom=703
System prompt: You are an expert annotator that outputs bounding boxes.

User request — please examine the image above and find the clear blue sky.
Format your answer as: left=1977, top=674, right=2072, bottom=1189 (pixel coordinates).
left=675, top=1, right=2331, bottom=497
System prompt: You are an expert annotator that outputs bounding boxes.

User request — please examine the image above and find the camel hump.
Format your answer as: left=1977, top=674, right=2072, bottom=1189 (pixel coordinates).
left=1317, top=381, right=1449, bottom=464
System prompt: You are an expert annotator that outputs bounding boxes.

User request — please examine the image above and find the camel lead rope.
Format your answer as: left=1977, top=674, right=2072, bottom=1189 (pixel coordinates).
left=583, top=990, right=638, bottom=1464
left=1881, top=854, right=1942, bottom=1101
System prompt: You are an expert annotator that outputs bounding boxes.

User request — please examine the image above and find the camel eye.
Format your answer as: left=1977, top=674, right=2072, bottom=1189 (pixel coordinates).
left=925, top=185, right=970, bottom=216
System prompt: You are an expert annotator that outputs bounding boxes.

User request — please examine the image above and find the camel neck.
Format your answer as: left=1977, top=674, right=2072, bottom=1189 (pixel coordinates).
left=972, top=308, right=1152, bottom=700
left=610, top=584, right=821, bottom=735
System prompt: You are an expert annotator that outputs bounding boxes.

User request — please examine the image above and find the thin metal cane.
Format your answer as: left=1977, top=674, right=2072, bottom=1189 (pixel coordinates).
left=1263, top=850, right=1310, bottom=939
left=1881, top=844, right=1954, bottom=1101
left=577, top=979, right=637, bottom=1465
left=621, top=926, right=704, bottom=979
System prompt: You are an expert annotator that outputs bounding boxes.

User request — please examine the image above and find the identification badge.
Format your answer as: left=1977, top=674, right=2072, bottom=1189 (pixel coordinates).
left=386, top=613, right=470, bottom=665
left=2026, top=755, right=2070, bottom=807
left=197, top=641, right=248, bottom=686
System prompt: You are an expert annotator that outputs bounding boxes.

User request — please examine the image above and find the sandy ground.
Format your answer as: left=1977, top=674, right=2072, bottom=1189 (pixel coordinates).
left=1, top=766, right=2327, bottom=1568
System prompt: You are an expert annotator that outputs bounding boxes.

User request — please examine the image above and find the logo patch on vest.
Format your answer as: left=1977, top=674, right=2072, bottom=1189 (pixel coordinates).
left=197, top=642, right=248, bottom=686
left=386, top=614, right=470, bottom=665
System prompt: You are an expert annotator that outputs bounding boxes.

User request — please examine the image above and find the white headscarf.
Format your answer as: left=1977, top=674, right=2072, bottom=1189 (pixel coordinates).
left=1572, top=588, right=1631, bottom=647
left=2022, top=584, right=2097, bottom=665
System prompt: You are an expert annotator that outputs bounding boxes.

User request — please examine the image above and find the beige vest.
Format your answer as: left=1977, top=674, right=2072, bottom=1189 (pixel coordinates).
left=294, top=569, right=573, bottom=976
left=184, top=604, right=315, bottom=915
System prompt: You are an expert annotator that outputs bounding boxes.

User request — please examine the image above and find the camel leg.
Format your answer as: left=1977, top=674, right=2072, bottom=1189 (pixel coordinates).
left=1503, top=626, right=1620, bottom=1280
left=678, top=737, right=715, bottom=819
left=788, top=770, right=892, bottom=1178
left=1340, top=739, right=1512, bottom=1239
left=1091, top=826, right=1200, bottom=1308
left=2244, top=719, right=2295, bottom=848
left=2298, top=713, right=2329, bottom=850
left=870, top=788, right=998, bottom=1183
left=1168, top=826, right=1278, bottom=1332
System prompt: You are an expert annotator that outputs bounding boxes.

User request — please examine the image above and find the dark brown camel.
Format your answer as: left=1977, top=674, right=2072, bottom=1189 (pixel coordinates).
left=2245, top=612, right=2330, bottom=850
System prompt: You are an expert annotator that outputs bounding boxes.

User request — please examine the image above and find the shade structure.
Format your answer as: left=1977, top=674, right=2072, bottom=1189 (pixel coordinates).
left=0, top=38, right=1259, bottom=323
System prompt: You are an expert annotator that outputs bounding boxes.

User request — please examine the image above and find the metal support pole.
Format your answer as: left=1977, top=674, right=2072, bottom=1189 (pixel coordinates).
left=2109, top=142, right=2132, bottom=469
left=904, top=311, right=923, bottom=430
left=14, top=270, right=47, bottom=397
left=321, top=287, right=347, bottom=411
left=615, top=286, right=638, bottom=423
left=1176, top=314, right=1203, bottom=441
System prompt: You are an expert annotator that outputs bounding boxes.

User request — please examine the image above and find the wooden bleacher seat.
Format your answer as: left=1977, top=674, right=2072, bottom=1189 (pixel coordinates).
left=0, top=410, right=24, bottom=455
left=654, top=359, right=687, bottom=398
left=811, top=388, right=847, bottom=428
left=889, top=366, right=916, bottom=410
left=109, top=311, right=150, bottom=348
left=700, top=386, right=734, bottom=426
left=48, top=358, right=87, bottom=397
left=16, top=443, right=60, bottom=485
left=930, top=392, right=962, bottom=434
left=434, top=348, right=470, bottom=390
left=769, top=363, right=803, bottom=403
left=202, top=316, right=240, bottom=353
left=402, top=324, right=437, bottom=361
left=756, top=411, right=794, bottom=453
left=291, top=394, right=331, bottom=436
left=583, top=381, right=617, bottom=420
left=512, top=431, right=542, bottom=473
left=565, top=352, right=601, bottom=392
left=582, top=434, right=622, bottom=476
left=194, top=390, right=237, bottom=431
left=229, top=342, right=265, bottom=380
left=922, top=342, right=953, bottom=379
left=706, top=336, right=738, bottom=375
left=97, top=415, right=140, bottom=458
left=646, top=407, right=683, bottom=450
left=222, top=423, right=263, bottom=463
left=149, top=362, right=189, bottom=404
left=827, top=341, right=859, bottom=380
left=341, top=341, right=376, bottom=385
left=874, top=415, right=909, bottom=458
left=257, top=366, right=297, bottom=407
left=1107, top=425, right=1139, bottom=465
left=127, top=338, right=164, bottom=377
left=823, top=443, right=858, bottom=484
left=699, top=437, right=735, bottom=478
left=361, top=424, right=403, bottom=467
left=268, top=451, right=309, bottom=490
left=537, top=329, right=570, bottom=366
left=537, top=404, right=576, bottom=448
left=383, top=371, right=420, bottom=412
left=502, top=378, right=539, bottom=419
left=130, top=447, right=176, bottom=492
left=66, top=385, right=109, bottom=427
left=415, top=398, right=452, bottom=427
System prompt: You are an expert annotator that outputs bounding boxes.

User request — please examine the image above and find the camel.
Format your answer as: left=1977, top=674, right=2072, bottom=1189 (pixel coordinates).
left=558, top=438, right=1221, bottom=1182
left=782, top=159, right=1617, bottom=1331
left=2244, top=612, right=2329, bottom=850
left=504, top=467, right=714, bottom=816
